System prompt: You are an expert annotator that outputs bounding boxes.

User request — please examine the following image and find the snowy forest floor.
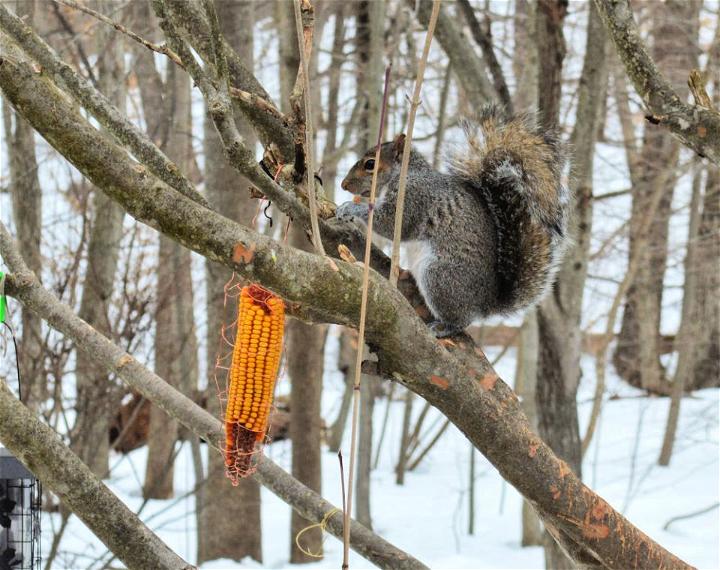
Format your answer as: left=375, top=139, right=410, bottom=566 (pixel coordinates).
left=44, top=334, right=719, bottom=570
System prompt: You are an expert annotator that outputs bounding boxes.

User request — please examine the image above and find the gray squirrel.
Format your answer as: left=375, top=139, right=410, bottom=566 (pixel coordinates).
left=336, top=105, right=570, bottom=337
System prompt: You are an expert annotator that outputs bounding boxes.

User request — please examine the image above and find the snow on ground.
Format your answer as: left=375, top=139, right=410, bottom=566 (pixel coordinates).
left=42, top=335, right=719, bottom=570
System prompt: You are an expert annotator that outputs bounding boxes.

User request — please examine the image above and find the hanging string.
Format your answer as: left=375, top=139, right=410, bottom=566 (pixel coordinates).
left=294, top=507, right=340, bottom=558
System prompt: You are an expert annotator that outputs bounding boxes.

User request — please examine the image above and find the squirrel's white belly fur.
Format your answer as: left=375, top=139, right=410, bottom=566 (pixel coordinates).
left=404, top=240, right=438, bottom=315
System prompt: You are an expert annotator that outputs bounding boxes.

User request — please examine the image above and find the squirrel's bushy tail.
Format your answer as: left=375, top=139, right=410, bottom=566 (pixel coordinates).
left=450, top=104, right=570, bottom=313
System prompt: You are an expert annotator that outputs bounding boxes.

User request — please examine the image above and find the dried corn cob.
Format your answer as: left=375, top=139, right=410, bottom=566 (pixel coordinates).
left=224, top=284, right=285, bottom=482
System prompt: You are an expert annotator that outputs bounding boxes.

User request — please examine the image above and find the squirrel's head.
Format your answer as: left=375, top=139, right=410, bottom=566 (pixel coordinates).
left=341, top=134, right=406, bottom=196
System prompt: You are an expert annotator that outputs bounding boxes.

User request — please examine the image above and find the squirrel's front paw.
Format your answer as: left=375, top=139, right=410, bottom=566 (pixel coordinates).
left=429, top=321, right=464, bottom=339
left=336, top=201, right=364, bottom=221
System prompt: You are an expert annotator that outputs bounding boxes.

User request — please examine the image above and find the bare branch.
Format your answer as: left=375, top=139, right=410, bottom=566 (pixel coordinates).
left=594, top=0, right=720, bottom=164
left=160, top=0, right=295, bottom=160
left=410, top=0, right=494, bottom=109
left=52, top=0, right=184, bottom=67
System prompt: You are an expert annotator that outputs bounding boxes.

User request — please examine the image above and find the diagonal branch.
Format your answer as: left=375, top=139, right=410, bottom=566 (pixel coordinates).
left=594, top=0, right=720, bottom=164
left=52, top=0, right=184, bottom=67
left=0, top=26, right=695, bottom=570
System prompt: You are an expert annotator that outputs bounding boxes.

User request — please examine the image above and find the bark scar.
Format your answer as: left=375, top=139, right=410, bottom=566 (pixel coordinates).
left=430, top=375, right=449, bottom=389
left=479, top=372, right=498, bottom=391
left=233, top=242, right=256, bottom=264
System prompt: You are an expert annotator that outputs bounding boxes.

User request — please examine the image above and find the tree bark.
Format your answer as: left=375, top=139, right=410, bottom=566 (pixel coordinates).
left=199, top=0, right=263, bottom=563
left=535, top=1, right=608, bottom=566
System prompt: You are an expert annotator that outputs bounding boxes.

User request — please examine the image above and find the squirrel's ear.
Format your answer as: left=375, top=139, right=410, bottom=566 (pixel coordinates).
left=392, top=134, right=406, bottom=161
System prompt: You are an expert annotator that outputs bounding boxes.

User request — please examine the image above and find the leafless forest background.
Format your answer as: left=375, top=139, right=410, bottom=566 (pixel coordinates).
left=0, top=0, right=718, bottom=569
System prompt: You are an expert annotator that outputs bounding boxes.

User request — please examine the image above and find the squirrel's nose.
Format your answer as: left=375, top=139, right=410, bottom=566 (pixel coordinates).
left=341, top=178, right=349, bottom=191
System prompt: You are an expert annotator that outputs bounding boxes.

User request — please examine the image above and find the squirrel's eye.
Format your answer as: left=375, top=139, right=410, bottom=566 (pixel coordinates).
left=363, top=158, right=376, bottom=172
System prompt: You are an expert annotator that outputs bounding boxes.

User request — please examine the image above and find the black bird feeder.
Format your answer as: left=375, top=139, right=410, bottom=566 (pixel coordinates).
left=0, top=449, right=40, bottom=570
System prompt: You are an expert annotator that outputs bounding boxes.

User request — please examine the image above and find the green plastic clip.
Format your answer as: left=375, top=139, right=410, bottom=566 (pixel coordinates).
left=0, top=271, right=6, bottom=324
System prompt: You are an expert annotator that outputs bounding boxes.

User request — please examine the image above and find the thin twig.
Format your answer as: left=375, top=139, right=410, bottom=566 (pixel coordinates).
left=343, top=64, right=393, bottom=570
left=389, top=0, right=441, bottom=286
left=293, top=0, right=325, bottom=256
left=663, top=502, right=719, bottom=531
left=52, top=0, right=184, bottom=67
left=229, top=86, right=288, bottom=124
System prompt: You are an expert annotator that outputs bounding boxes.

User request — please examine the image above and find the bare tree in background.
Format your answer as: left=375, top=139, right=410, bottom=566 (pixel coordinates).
left=71, top=1, right=126, bottom=478
left=275, top=0, right=330, bottom=560
left=612, top=0, right=701, bottom=395
left=144, top=59, right=199, bottom=500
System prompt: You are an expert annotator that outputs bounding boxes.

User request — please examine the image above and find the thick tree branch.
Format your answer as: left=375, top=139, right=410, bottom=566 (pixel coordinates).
left=0, top=381, right=192, bottom=570
left=594, top=0, right=720, bottom=164
left=0, top=228, right=428, bottom=570
left=0, top=38, right=695, bottom=569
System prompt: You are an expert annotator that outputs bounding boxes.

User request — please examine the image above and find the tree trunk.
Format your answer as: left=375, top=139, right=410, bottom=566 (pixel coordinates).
left=274, top=0, right=330, bottom=560
left=327, top=328, right=356, bottom=452
left=512, top=0, right=538, bottom=129
left=318, top=2, right=346, bottom=197
left=199, top=1, right=262, bottom=563
left=351, top=0, right=385, bottom=528
left=688, top=53, right=720, bottom=390
left=534, top=4, right=573, bottom=569
left=287, top=226, right=328, bottom=560
left=513, top=5, right=542, bottom=546
left=613, top=0, right=701, bottom=395
left=535, top=1, right=608, bottom=566
left=144, top=62, right=199, bottom=500
left=690, top=156, right=720, bottom=389
left=658, top=165, right=702, bottom=465
left=4, top=0, right=43, bottom=410
left=356, top=368, right=376, bottom=529
left=72, top=5, right=126, bottom=478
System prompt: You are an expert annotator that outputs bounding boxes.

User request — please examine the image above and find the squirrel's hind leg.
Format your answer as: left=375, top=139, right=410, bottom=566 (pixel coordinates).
left=417, top=261, right=479, bottom=338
